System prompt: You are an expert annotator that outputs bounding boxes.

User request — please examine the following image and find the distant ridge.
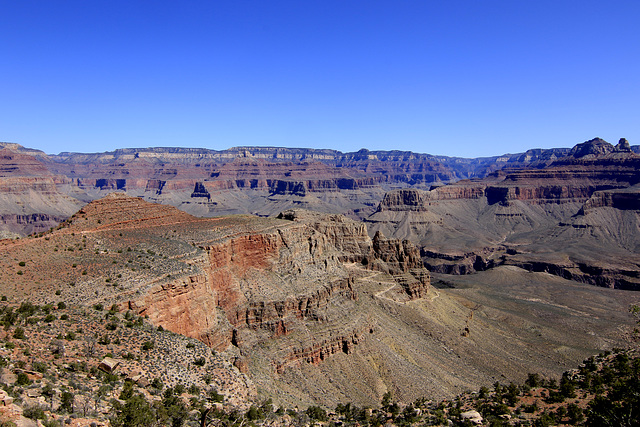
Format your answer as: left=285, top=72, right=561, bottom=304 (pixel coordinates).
left=0, top=137, right=637, bottom=236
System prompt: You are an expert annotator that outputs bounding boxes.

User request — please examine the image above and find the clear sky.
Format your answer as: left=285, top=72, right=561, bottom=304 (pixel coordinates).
left=1, top=1, right=638, bottom=158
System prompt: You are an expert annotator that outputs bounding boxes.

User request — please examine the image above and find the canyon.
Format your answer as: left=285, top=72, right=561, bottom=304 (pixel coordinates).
left=366, top=138, right=640, bottom=290
left=1, top=138, right=636, bottom=237
left=0, top=137, right=638, bottom=408
left=0, top=192, right=636, bottom=408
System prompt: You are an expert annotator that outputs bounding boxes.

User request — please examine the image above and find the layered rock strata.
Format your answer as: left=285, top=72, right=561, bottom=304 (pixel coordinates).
left=2, top=193, right=636, bottom=408
left=367, top=139, right=640, bottom=289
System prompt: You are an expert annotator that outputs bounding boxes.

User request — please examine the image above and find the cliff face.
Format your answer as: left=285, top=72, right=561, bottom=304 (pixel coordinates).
left=367, top=140, right=640, bottom=289
left=126, top=205, right=428, bottom=374
left=0, top=149, right=83, bottom=235
left=3, top=137, right=638, bottom=235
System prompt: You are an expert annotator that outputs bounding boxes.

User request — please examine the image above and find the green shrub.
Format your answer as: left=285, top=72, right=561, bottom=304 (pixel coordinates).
left=16, top=372, right=31, bottom=385
left=60, top=391, right=74, bottom=413
left=32, top=361, right=48, bottom=374
left=306, top=405, right=327, bottom=421
left=23, top=404, right=45, bottom=420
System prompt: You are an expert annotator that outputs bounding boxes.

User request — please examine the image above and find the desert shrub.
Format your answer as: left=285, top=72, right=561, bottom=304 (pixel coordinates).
left=13, top=327, right=25, bottom=340
left=567, top=403, right=584, bottom=424
left=60, top=391, right=74, bottom=413
left=32, top=361, right=48, bottom=374
left=141, top=341, right=154, bottom=351
left=120, top=380, right=135, bottom=401
left=150, top=377, right=164, bottom=391
left=246, top=405, right=262, bottom=421
left=306, top=405, right=327, bottom=421
left=207, top=389, right=223, bottom=402
left=104, top=372, right=119, bottom=384
left=43, top=419, right=60, bottom=427
left=23, top=404, right=46, bottom=420
left=16, top=372, right=31, bottom=386
left=17, top=301, right=37, bottom=317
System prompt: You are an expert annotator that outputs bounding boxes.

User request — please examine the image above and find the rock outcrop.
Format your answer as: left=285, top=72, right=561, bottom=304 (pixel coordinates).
left=367, top=138, right=640, bottom=289
left=2, top=193, right=636, bottom=409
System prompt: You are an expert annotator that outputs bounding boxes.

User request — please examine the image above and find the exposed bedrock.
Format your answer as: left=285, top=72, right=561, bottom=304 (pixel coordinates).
left=505, top=260, right=640, bottom=290
left=274, top=326, right=369, bottom=373
left=421, top=247, right=505, bottom=275
left=371, top=230, right=423, bottom=274
left=372, top=156, right=640, bottom=289
left=133, top=209, right=429, bottom=372
left=579, top=188, right=640, bottom=212
left=484, top=184, right=607, bottom=205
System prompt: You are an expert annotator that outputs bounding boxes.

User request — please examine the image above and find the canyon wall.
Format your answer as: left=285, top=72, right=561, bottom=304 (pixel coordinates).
left=367, top=141, right=640, bottom=289
left=129, top=207, right=429, bottom=375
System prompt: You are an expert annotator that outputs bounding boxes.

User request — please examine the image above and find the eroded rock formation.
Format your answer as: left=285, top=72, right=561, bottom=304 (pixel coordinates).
left=367, top=139, right=640, bottom=289
left=2, top=193, right=636, bottom=409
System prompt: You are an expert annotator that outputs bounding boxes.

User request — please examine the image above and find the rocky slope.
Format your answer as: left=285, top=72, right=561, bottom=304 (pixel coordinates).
left=366, top=138, right=640, bottom=289
left=0, top=194, right=635, bottom=410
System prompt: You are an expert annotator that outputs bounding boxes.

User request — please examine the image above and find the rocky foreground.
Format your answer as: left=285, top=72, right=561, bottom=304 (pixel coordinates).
left=0, top=194, right=636, bottom=414
left=0, top=300, right=637, bottom=426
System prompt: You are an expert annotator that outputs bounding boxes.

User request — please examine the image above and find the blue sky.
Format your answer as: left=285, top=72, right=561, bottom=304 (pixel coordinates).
left=1, top=1, right=638, bottom=158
